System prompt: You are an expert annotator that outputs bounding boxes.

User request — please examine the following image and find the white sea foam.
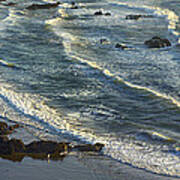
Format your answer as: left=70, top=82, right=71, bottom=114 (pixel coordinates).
left=46, top=15, right=180, bottom=107
left=0, top=81, right=179, bottom=177
left=0, top=0, right=178, bottom=176
left=43, top=6, right=180, bottom=176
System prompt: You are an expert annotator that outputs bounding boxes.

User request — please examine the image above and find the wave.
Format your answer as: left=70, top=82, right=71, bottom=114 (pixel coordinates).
left=0, top=81, right=179, bottom=177
left=0, top=0, right=179, bottom=177
left=43, top=2, right=180, bottom=177
left=46, top=12, right=180, bottom=108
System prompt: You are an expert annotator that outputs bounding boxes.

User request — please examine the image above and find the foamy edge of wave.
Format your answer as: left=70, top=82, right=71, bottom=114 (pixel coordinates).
left=0, top=82, right=180, bottom=177
left=44, top=15, right=180, bottom=176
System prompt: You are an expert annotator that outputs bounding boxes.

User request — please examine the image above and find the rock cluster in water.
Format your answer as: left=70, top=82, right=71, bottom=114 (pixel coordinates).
left=0, top=1, right=172, bottom=50
left=94, top=10, right=111, bottom=16
left=0, top=121, right=104, bottom=162
left=144, top=36, right=171, bottom=48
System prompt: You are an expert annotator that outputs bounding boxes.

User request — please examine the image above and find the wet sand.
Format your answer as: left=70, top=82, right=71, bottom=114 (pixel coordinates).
left=0, top=154, right=179, bottom=180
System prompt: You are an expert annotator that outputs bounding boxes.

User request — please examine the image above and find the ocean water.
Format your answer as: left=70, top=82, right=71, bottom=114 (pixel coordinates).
left=0, top=0, right=180, bottom=178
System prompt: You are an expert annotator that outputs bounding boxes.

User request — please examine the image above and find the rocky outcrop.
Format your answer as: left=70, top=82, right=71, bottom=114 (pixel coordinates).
left=0, top=121, right=104, bottom=162
left=0, top=137, right=25, bottom=155
left=144, top=36, right=171, bottom=48
left=26, top=2, right=61, bottom=10
left=25, top=141, right=70, bottom=154
left=94, top=10, right=111, bottom=16
left=94, top=10, right=103, bottom=16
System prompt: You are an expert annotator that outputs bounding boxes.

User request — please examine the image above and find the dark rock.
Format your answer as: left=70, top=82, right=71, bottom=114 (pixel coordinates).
left=70, top=2, right=78, bottom=9
left=0, top=121, right=105, bottom=162
left=144, top=36, right=171, bottom=48
left=115, top=43, right=128, bottom=50
left=126, top=14, right=141, bottom=20
left=25, top=141, right=70, bottom=154
left=26, top=2, right=61, bottom=10
left=105, top=12, right=111, bottom=16
left=126, top=14, right=154, bottom=20
left=73, top=143, right=104, bottom=152
left=94, top=11, right=111, bottom=16
left=0, top=137, right=25, bottom=155
left=100, top=38, right=109, bottom=44
left=94, top=10, right=103, bottom=16
left=8, top=139, right=26, bottom=153
left=71, top=6, right=78, bottom=9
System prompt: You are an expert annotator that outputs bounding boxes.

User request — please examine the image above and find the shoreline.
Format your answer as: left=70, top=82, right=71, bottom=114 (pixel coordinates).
left=0, top=121, right=178, bottom=180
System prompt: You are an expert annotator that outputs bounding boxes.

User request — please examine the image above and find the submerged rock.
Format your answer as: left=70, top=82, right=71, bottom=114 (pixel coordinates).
left=73, top=143, right=104, bottom=152
left=126, top=14, right=154, bottom=20
left=26, top=2, right=61, bottom=10
left=126, top=14, right=141, bottom=20
left=144, top=36, right=171, bottom=48
left=115, top=43, right=128, bottom=50
left=105, top=12, right=111, bottom=16
left=94, top=10, right=103, bottom=16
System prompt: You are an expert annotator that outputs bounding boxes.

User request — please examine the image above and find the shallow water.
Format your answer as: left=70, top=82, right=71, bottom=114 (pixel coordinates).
left=0, top=0, right=180, bottom=178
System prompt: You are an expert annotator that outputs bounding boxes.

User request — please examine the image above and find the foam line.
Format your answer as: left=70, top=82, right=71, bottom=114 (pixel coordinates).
left=42, top=1, right=180, bottom=176
left=45, top=3, right=180, bottom=108
left=1, top=82, right=180, bottom=177
left=52, top=29, right=180, bottom=108
left=0, top=84, right=99, bottom=144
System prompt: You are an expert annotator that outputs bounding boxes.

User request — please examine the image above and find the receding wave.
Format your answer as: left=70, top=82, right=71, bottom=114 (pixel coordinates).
left=43, top=3, right=180, bottom=176
left=1, top=0, right=179, bottom=177
left=0, top=81, right=180, bottom=177
left=46, top=15, right=180, bottom=108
